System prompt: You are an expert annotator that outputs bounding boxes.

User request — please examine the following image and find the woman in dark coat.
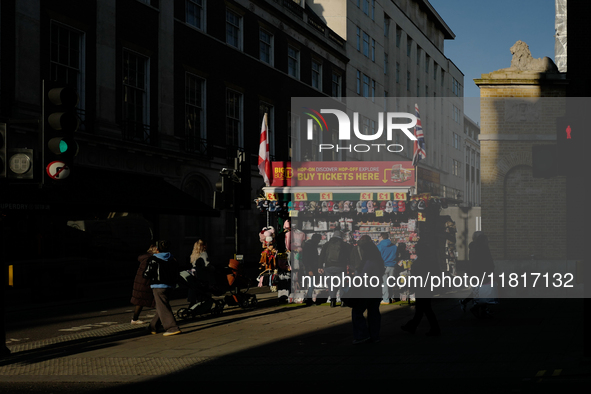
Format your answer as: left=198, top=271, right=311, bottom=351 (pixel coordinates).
left=130, top=244, right=157, bottom=324
left=401, top=239, right=441, bottom=336
left=460, top=231, right=495, bottom=317
left=350, top=235, right=385, bottom=344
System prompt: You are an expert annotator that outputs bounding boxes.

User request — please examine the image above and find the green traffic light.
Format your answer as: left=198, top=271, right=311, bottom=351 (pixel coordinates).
left=59, top=140, right=68, bottom=153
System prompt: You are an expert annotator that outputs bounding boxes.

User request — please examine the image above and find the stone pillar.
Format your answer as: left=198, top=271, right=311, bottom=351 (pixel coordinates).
left=474, top=41, right=568, bottom=262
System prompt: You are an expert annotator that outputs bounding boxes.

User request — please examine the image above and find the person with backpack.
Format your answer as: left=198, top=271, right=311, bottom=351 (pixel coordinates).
left=143, top=240, right=182, bottom=337
left=319, top=230, right=352, bottom=307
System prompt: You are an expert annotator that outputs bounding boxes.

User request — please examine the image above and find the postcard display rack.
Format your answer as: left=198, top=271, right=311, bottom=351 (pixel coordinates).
left=256, top=190, right=444, bottom=303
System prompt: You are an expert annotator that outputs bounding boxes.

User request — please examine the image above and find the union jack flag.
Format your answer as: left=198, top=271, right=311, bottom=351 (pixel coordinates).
left=412, top=103, right=426, bottom=167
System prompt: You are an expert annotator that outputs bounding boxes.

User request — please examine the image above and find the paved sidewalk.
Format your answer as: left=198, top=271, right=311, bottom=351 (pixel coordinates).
left=0, top=290, right=588, bottom=390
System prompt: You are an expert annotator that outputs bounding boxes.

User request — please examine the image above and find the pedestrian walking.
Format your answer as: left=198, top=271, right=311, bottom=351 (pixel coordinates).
left=302, top=233, right=322, bottom=306
left=144, top=240, right=182, bottom=336
left=318, top=230, right=352, bottom=307
left=459, top=231, right=496, bottom=318
left=401, top=239, right=441, bottom=336
left=130, top=243, right=157, bottom=324
left=186, top=239, right=209, bottom=307
left=377, top=232, right=397, bottom=304
left=350, top=235, right=384, bottom=344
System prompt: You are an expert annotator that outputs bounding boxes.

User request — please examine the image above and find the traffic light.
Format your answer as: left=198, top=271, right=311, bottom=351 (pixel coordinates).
left=42, top=80, right=79, bottom=182
left=0, top=124, right=34, bottom=180
left=556, top=111, right=587, bottom=176
left=0, top=123, right=6, bottom=178
left=213, top=172, right=234, bottom=210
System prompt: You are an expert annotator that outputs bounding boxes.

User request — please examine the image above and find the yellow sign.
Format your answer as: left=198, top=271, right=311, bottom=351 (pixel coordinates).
left=289, top=210, right=299, bottom=217
left=393, top=192, right=407, bottom=201
left=418, top=212, right=426, bottom=222
left=294, top=192, right=308, bottom=201
left=360, top=192, right=373, bottom=200
left=375, top=210, right=384, bottom=217
left=320, top=192, right=333, bottom=201
left=377, top=192, right=390, bottom=201
left=266, top=193, right=278, bottom=201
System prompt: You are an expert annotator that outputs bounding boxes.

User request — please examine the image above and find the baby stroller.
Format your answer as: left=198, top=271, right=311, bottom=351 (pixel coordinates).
left=223, top=259, right=258, bottom=309
left=175, top=259, right=256, bottom=319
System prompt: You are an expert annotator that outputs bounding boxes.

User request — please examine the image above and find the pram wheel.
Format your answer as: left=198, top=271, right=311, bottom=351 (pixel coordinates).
left=239, top=298, right=250, bottom=309
left=250, top=295, right=258, bottom=307
left=212, top=300, right=225, bottom=315
left=176, top=308, right=190, bottom=320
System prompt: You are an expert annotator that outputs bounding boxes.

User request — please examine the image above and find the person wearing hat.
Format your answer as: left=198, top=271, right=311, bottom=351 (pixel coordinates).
left=144, top=240, right=182, bottom=336
left=318, top=229, right=352, bottom=307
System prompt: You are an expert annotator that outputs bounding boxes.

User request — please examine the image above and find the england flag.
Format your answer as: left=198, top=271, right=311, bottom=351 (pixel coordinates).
left=412, top=103, right=426, bottom=167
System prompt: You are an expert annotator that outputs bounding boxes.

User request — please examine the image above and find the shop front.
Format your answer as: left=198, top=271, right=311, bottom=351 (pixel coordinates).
left=255, top=161, right=457, bottom=303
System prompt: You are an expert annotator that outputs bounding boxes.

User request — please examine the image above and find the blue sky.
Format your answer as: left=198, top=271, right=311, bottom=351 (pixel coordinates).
left=428, top=0, right=557, bottom=123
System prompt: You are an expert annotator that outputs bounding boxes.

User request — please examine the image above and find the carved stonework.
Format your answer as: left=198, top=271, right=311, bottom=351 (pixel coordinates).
left=504, top=99, right=541, bottom=122
left=508, top=40, right=558, bottom=73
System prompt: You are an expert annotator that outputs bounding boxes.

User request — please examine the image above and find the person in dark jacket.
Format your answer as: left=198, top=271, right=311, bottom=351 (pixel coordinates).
left=459, top=231, right=495, bottom=317
left=350, top=235, right=385, bottom=344
left=302, top=233, right=322, bottom=306
left=401, top=239, right=441, bottom=336
left=145, top=240, right=182, bottom=336
left=318, top=230, right=352, bottom=307
left=130, top=244, right=157, bottom=324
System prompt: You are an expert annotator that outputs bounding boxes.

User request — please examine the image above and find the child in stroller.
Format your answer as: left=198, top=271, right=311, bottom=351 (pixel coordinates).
left=176, top=258, right=257, bottom=319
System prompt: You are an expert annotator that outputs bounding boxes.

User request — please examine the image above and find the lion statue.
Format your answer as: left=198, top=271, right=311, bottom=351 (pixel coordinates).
left=508, top=40, right=558, bottom=73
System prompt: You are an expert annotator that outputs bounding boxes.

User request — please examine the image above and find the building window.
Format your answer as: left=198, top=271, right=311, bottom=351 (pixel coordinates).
left=453, top=105, right=460, bottom=123
left=50, top=21, right=85, bottom=125
left=185, top=73, right=206, bottom=154
left=226, top=89, right=243, bottom=148
left=396, top=62, right=400, bottom=83
left=407, top=38, right=412, bottom=57
left=362, top=0, right=369, bottom=16
left=425, top=55, right=429, bottom=73
left=406, top=71, right=410, bottom=91
left=226, top=9, right=241, bottom=49
left=186, top=0, right=204, bottom=30
left=452, top=159, right=460, bottom=177
left=433, top=63, right=437, bottom=80
left=384, top=16, right=390, bottom=36
left=384, top=52, right=388, bottom=74
left=371, top=39, right=376, bottom=61
left=416, top=47, right=421, bottom=65
left=356, top=27, right=361, bottom=51
left=259, top=28, right=273, bottom=65
left=122, top=49, right=150, bottom=143
left=311, top=59, right=322, bottom=90
left=331, top=71, right=342, bottom=98
left=288, top=46, right=299, bottom=79
left=441, top=69, right=444, bottom=86
left=356, top=70, right=361, bottom=95
left=453, top=132, right=460, bottom=149
left=425, top=85, right=428, bottom=97
left=452, top=77, right=462, bottom=96
left=396, top=27, right=401, bottom=48
left=363, top=32, right=369, bottom=57
left=289, top=112, right=301, bottom=161
left=363, top=74, right=370, bottom=98
left=371, top=79, right=376, bottom=101
left=416, top=79, right=420, bottom=96
left=260, top=102, right=274, bottom=157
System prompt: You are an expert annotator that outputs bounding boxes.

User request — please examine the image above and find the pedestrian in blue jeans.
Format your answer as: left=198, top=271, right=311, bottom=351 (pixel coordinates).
left=377, top=232, right=397, bottom=304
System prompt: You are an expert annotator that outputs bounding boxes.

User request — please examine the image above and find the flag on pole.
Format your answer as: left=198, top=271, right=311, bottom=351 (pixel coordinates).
left=412, top=103, right=426, bottom=167
left=258, top=113, right=272, bottom=186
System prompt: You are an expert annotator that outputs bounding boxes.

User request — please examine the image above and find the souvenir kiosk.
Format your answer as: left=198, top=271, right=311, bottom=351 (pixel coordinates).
left=256, top=161, right=456, bottom=303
